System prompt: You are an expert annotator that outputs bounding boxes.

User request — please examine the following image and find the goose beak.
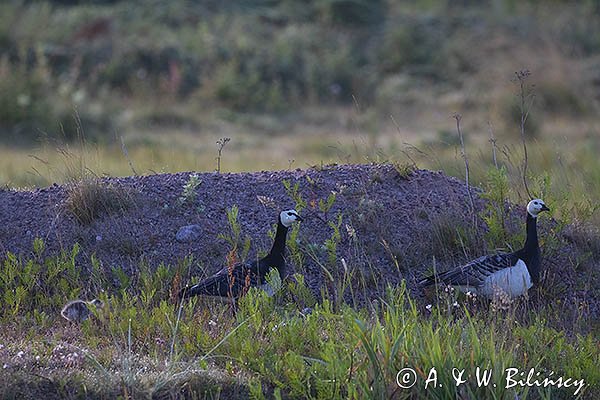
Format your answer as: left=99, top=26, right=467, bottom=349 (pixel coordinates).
left=541, top=204, right=550, bottom=212
left=295, top=215, right=304, bottom=222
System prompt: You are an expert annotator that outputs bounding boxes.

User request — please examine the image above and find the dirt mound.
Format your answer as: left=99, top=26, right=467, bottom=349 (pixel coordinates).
left=0, top=164, right=596, bottom=316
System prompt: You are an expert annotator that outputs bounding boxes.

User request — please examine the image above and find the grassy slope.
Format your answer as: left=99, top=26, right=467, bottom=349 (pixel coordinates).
left=0, top=262, right=598, bottom=399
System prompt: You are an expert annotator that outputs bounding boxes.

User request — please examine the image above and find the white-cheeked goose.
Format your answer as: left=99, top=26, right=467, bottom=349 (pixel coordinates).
left=419, top=199, right=549, bottom=298
left=180, top=209, right=302, bottom=300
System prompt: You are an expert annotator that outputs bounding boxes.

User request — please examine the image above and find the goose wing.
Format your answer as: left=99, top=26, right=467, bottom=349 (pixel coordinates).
left=419, top=253, right=519, bottom=288
left=180, top=260, right=262, bottom=299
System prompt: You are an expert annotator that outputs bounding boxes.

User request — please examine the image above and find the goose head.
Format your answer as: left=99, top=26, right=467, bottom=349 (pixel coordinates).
left=527, top=199, right=550, bottom=218
left=280, top=209, right=303, bottom=227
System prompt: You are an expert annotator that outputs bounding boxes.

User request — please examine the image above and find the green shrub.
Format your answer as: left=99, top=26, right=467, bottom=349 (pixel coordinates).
left=535, top=82, right=587, bottom=116
left=481, top=166, right=513, bottom=249
left=316, top=0, right=385, bottom=26
left=500, top=93, right=541, bottom=138
left=380, top=17, right=442, bottom=73
left=0, top=61, right=54, bottom=140
left=0, top=241, right=82, bottom=321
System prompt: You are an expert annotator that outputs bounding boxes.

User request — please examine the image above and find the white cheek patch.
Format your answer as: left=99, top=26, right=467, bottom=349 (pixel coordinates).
left=280, top=210, right=298, bottom=227
left=281, top=215, right=292, bottom=227
left=280, top=212, right=290, bottom=226
left=527, top=204, right=538, bottom=217
left=527, top=200, right=546, bottom=218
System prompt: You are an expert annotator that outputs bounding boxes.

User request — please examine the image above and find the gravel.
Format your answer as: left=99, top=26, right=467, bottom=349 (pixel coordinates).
left=176, top=225, right=203, bottom=243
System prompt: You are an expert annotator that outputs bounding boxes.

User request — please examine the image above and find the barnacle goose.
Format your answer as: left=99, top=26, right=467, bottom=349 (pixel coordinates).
left=61, top=299, right=104, bottom=323
left=419, top=199, right=550, bottom=298
left=179, top=209, right=302, bottom=300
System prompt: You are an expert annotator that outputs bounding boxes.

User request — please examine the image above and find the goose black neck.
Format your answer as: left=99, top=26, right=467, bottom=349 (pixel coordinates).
left=269, top=219, right=289, bottom=258
left=523, top=213, right=539, bottom=252
left=521, top=213, right=541, bottom=284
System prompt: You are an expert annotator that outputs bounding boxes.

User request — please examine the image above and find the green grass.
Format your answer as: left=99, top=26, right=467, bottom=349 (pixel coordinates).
left=0, top=248, right=597, bottom=399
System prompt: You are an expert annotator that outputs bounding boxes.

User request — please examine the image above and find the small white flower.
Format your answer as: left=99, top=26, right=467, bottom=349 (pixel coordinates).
left=425, top=304, right=433, bottom=312
left=35, top=355, right=40, bottom=361
left=208, top=320, right=217, bottom=327
left=444, top=285, right=455, bottom=293
left=345, top=224, right=356, bottom=239
left=3, top=364, right=8, bottom=369
left=0, top=344, right=4, bottom=350
left=16, top=351, right=24, bottom=358
left=453, top=301, right=459, bottom=308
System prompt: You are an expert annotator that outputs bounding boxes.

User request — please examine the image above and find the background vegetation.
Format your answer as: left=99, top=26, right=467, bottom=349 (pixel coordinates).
left=0, top=1, right=599, bottom=209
